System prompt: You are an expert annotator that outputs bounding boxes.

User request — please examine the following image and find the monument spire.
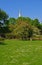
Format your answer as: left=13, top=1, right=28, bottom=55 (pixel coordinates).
left=19, top=10, right=21, bottom=17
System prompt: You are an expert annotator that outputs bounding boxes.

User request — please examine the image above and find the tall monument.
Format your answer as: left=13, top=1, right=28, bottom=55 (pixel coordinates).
left=18, top=10, right=21, bottom=17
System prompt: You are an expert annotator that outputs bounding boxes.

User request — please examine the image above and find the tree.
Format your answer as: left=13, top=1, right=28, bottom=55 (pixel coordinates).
left=39, top=23, right=42, bottom=35
left=5, top=20, right=9, bottom=26
left=9, top=18, right=16, bottom=25
left=13, top=17, right=33, bottom=40
left=0, top=9, right=8, bottom=24
left=31, top=19, right=40, bottom=28
left=17, top=17, right=31, bottom=23
left=28, top=28, right=33, bottom=40
left=0, top=9, right=9, bottom=38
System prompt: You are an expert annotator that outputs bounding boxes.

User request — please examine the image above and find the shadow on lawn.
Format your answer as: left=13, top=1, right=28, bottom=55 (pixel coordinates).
left=0, top=42, right=6, bottom=45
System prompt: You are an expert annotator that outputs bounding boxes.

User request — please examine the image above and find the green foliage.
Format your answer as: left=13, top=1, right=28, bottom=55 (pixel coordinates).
left=9, top=18, right=16, bottom=24
left=5, top=33, right=15, bottom=39
left=39, top=23, right=42, bottom=35
left=0, top=9, right=42, bottom=40
left=4, top=20, right=9, bottom=26
left=31, top=19, right=40, bottom=28
left=0, top=9, right=8, bottom=23
left=28, top=28, right=33, bottom=39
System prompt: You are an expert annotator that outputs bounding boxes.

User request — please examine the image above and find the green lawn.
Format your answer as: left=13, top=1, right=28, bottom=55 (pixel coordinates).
left=0, top=40, right=42, bottom=65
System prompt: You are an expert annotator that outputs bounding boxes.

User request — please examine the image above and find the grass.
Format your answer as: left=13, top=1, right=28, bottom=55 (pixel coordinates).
left=0, top=40, right=42, bottom=65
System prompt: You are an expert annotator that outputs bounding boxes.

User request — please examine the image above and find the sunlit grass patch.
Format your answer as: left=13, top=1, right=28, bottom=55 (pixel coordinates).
left=0, top=40, right=42, bottom=65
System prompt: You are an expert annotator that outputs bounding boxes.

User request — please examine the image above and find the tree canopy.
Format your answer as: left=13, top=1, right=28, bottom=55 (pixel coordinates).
left=0, top=9, right=42, bottom=40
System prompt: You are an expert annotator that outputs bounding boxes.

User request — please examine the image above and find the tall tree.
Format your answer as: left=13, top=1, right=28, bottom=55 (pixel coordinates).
left=9, top=18, right=16, bottom=25
left=31, top=19, right=40, bottom=28
left=0, top=9, right=8, bottom=24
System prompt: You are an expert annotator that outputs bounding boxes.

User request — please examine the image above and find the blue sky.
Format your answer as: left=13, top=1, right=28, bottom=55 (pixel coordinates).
left=0, top=0, right=42, bottom=22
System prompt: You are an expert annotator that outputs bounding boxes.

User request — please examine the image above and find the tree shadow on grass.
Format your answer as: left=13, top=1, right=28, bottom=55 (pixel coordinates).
left=0, top=42, right=6, bottom=45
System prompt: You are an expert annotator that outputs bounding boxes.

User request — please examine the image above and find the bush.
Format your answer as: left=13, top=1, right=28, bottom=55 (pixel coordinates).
left=32, top=35, right=42, bottom=40
left=5, top=33, right=15, bottom=39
